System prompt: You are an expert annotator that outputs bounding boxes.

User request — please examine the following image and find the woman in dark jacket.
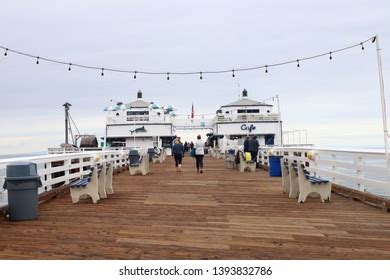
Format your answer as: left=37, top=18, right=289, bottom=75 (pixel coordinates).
left=244, top=136, right=250, bottom=153
left=172, top=137, right=184, bottom=172
left=248, top=136, right=260, bottom=162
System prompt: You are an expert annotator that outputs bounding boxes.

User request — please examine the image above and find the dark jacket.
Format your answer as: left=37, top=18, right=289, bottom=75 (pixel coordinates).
left=172, top=143, right=184, bottom=155
left=248, top=138, right=259, bottom=152
left=243, top=139, right=250, bottom=152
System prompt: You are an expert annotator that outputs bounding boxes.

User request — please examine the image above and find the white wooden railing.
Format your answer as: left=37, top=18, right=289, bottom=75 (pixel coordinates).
left=0, top=150, right=129, bottom=207
left=259, top=146, right=390, bottom=197
left=215, top=113, right=279, bottom=123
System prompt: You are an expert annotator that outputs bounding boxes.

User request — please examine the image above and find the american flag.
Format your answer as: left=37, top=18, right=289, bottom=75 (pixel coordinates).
left=191, top=103, right=194, bottom=120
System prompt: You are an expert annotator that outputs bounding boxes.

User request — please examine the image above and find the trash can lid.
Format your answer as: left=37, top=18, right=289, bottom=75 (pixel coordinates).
left=6, top=161, right=38, bottom=178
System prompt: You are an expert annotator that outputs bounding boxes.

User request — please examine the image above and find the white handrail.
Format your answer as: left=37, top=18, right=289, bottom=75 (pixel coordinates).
left=259, top=146, right=390, bottom=197
left=0, top=150, right=129, bottom=208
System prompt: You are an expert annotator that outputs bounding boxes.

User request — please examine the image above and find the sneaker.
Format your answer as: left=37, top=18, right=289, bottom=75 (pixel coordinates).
left=200, top=170, right=203, bottom=173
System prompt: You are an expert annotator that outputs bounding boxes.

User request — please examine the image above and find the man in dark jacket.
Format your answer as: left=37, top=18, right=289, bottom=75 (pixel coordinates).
left=243, top=136, right=250, bottom=153
left=248, top=136, right=259, bottom=162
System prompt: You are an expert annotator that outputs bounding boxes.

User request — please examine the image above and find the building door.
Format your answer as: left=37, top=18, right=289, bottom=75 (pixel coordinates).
left=265, top=134, right=275, bottom=145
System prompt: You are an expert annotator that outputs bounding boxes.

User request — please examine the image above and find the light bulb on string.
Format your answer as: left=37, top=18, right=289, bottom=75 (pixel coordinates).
left=360, top=43, right=365, bottom=50
left=133, top=71, right=137, bottom=79
left=329, top=52, right=333, bottom=60
left=296, top=59, right=300, bottom=68
left=232, top=69, right=235, bottom=78
left=167, top=72, right=170, bottom=80
left=36, top=56, right=40, bottom=64
left=4, top=48, right=8, bottom=56
left=101, top=68, right=104, bottom=76
left=199, top=72, right=203, bottom=80
left=68, top=63, right=72, bottom=71
left=265, top=65, right=268, bottom=73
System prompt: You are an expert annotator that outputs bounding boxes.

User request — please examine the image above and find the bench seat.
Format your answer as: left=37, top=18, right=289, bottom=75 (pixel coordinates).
left=305, top=175, right=329, bottom=184
left=70, top=178, right=91, bottom=188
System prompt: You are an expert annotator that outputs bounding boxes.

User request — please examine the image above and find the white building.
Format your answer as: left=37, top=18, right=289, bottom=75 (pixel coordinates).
left=105, top=91, right=176, bottom=149
left=213, top=89, right=282, bottom=145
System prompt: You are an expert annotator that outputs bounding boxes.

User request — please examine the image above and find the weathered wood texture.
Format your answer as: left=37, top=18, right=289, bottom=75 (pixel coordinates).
left=0, top=156, right=389, bottom=260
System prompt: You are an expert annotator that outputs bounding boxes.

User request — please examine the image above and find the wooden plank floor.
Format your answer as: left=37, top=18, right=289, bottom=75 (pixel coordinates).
left=0, top=156, right=389, bottom=259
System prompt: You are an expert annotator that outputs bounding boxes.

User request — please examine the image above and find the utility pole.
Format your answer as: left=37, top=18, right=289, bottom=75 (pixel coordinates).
left=63, top=102, right=71, bottom=145
left=374, top=35, right=389, bottom=159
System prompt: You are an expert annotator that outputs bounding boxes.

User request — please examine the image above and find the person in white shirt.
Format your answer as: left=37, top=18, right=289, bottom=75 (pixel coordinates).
left=194, top=135, right=205, bottom=173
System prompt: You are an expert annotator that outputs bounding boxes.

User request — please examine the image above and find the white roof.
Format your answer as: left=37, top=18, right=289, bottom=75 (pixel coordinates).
left=221, top=98, right=270, bottom=108
left=128, top=99, right=151, bottom=108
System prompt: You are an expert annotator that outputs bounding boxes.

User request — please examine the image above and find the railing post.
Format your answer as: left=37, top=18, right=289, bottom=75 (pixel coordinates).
left=331, top=154, right=337, bottom=183
left=354, top=155, right=364, bottom=191
left=64, top=158, right=71, bottom=185
left=45, top=162, right=52, bottom=192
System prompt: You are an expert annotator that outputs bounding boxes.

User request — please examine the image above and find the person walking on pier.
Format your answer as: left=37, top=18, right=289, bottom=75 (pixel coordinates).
left=248, top=136, right=259, bottom=163
left=172, top=137, right=184, bottom=172
left=194, top=135, right=205, bottom=173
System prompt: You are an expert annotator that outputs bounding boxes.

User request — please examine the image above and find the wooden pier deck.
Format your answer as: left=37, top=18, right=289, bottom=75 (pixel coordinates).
left=0, top=156, right=389, bottom=259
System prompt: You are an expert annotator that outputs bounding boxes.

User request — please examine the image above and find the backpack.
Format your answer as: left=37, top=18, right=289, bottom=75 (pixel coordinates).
left=190, top=148, right=196, bottom=157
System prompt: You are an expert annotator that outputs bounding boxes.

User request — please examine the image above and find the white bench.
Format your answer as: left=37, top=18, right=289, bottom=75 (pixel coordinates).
left=97, top=162, right=107, bottom=199
left=297, top=162, right=331, bottom=203
left=215, top=148, right=224, bottom=159
left=152, top=150, right=165, bottom=163
left=238, top=151, right=256, bottom=173
left=69, top=166, right=99, bottom=204
left=287, top=160, right=300, bottom=198
left=280, top=157, right=290, bottom=194
left=105, top=162, right=114, bottom=195
left=225, top=149, right=237, bottom=169
left=69, top=160, right=114, bottom=203
left=129, top=151, right=149, bottom=176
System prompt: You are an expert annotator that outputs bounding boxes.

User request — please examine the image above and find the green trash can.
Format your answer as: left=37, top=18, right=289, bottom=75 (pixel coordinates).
left=3, top=162, right=42, bottom=221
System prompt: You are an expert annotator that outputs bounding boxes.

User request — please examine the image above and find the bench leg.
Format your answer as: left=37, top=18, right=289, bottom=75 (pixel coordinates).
left=298, top=189, right=309, bottom=203
left=91, top=193, right=100, bottom=203
left=250, top=164, right=256, bottom=172
left=71, top=191, right=80, bottom=204
left=98, top=181, right=107, bottom=198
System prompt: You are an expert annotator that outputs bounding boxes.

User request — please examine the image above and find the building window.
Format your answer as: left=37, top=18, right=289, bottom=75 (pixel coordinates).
left=237, top=109, right=259, bottom=114
left=127, top=111, right=149, bottom=115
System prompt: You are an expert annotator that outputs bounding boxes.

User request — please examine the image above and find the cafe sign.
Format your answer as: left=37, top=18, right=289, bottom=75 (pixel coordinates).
left=241, top=124, right=256, bottom=133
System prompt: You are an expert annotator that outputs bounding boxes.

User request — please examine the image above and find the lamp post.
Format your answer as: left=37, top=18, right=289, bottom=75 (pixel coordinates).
left=63, top=102, right=71, bottom=145
left=276, top=95, right=282, bottom=145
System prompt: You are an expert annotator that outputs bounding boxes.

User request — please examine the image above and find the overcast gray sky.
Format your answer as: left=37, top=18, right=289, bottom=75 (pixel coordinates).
left=0, top=0, right=389, bottom=154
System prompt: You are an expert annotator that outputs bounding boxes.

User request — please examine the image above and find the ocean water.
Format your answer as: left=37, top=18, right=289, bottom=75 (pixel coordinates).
left=0, top=151, right=47, bottom=160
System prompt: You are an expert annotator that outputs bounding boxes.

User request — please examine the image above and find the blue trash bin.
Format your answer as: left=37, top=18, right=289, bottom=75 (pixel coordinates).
left=269, top=155, right=282, bottom=177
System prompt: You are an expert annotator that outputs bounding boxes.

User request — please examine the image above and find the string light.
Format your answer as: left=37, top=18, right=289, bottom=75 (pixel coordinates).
left=0, top=36, right=375, bottom=79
